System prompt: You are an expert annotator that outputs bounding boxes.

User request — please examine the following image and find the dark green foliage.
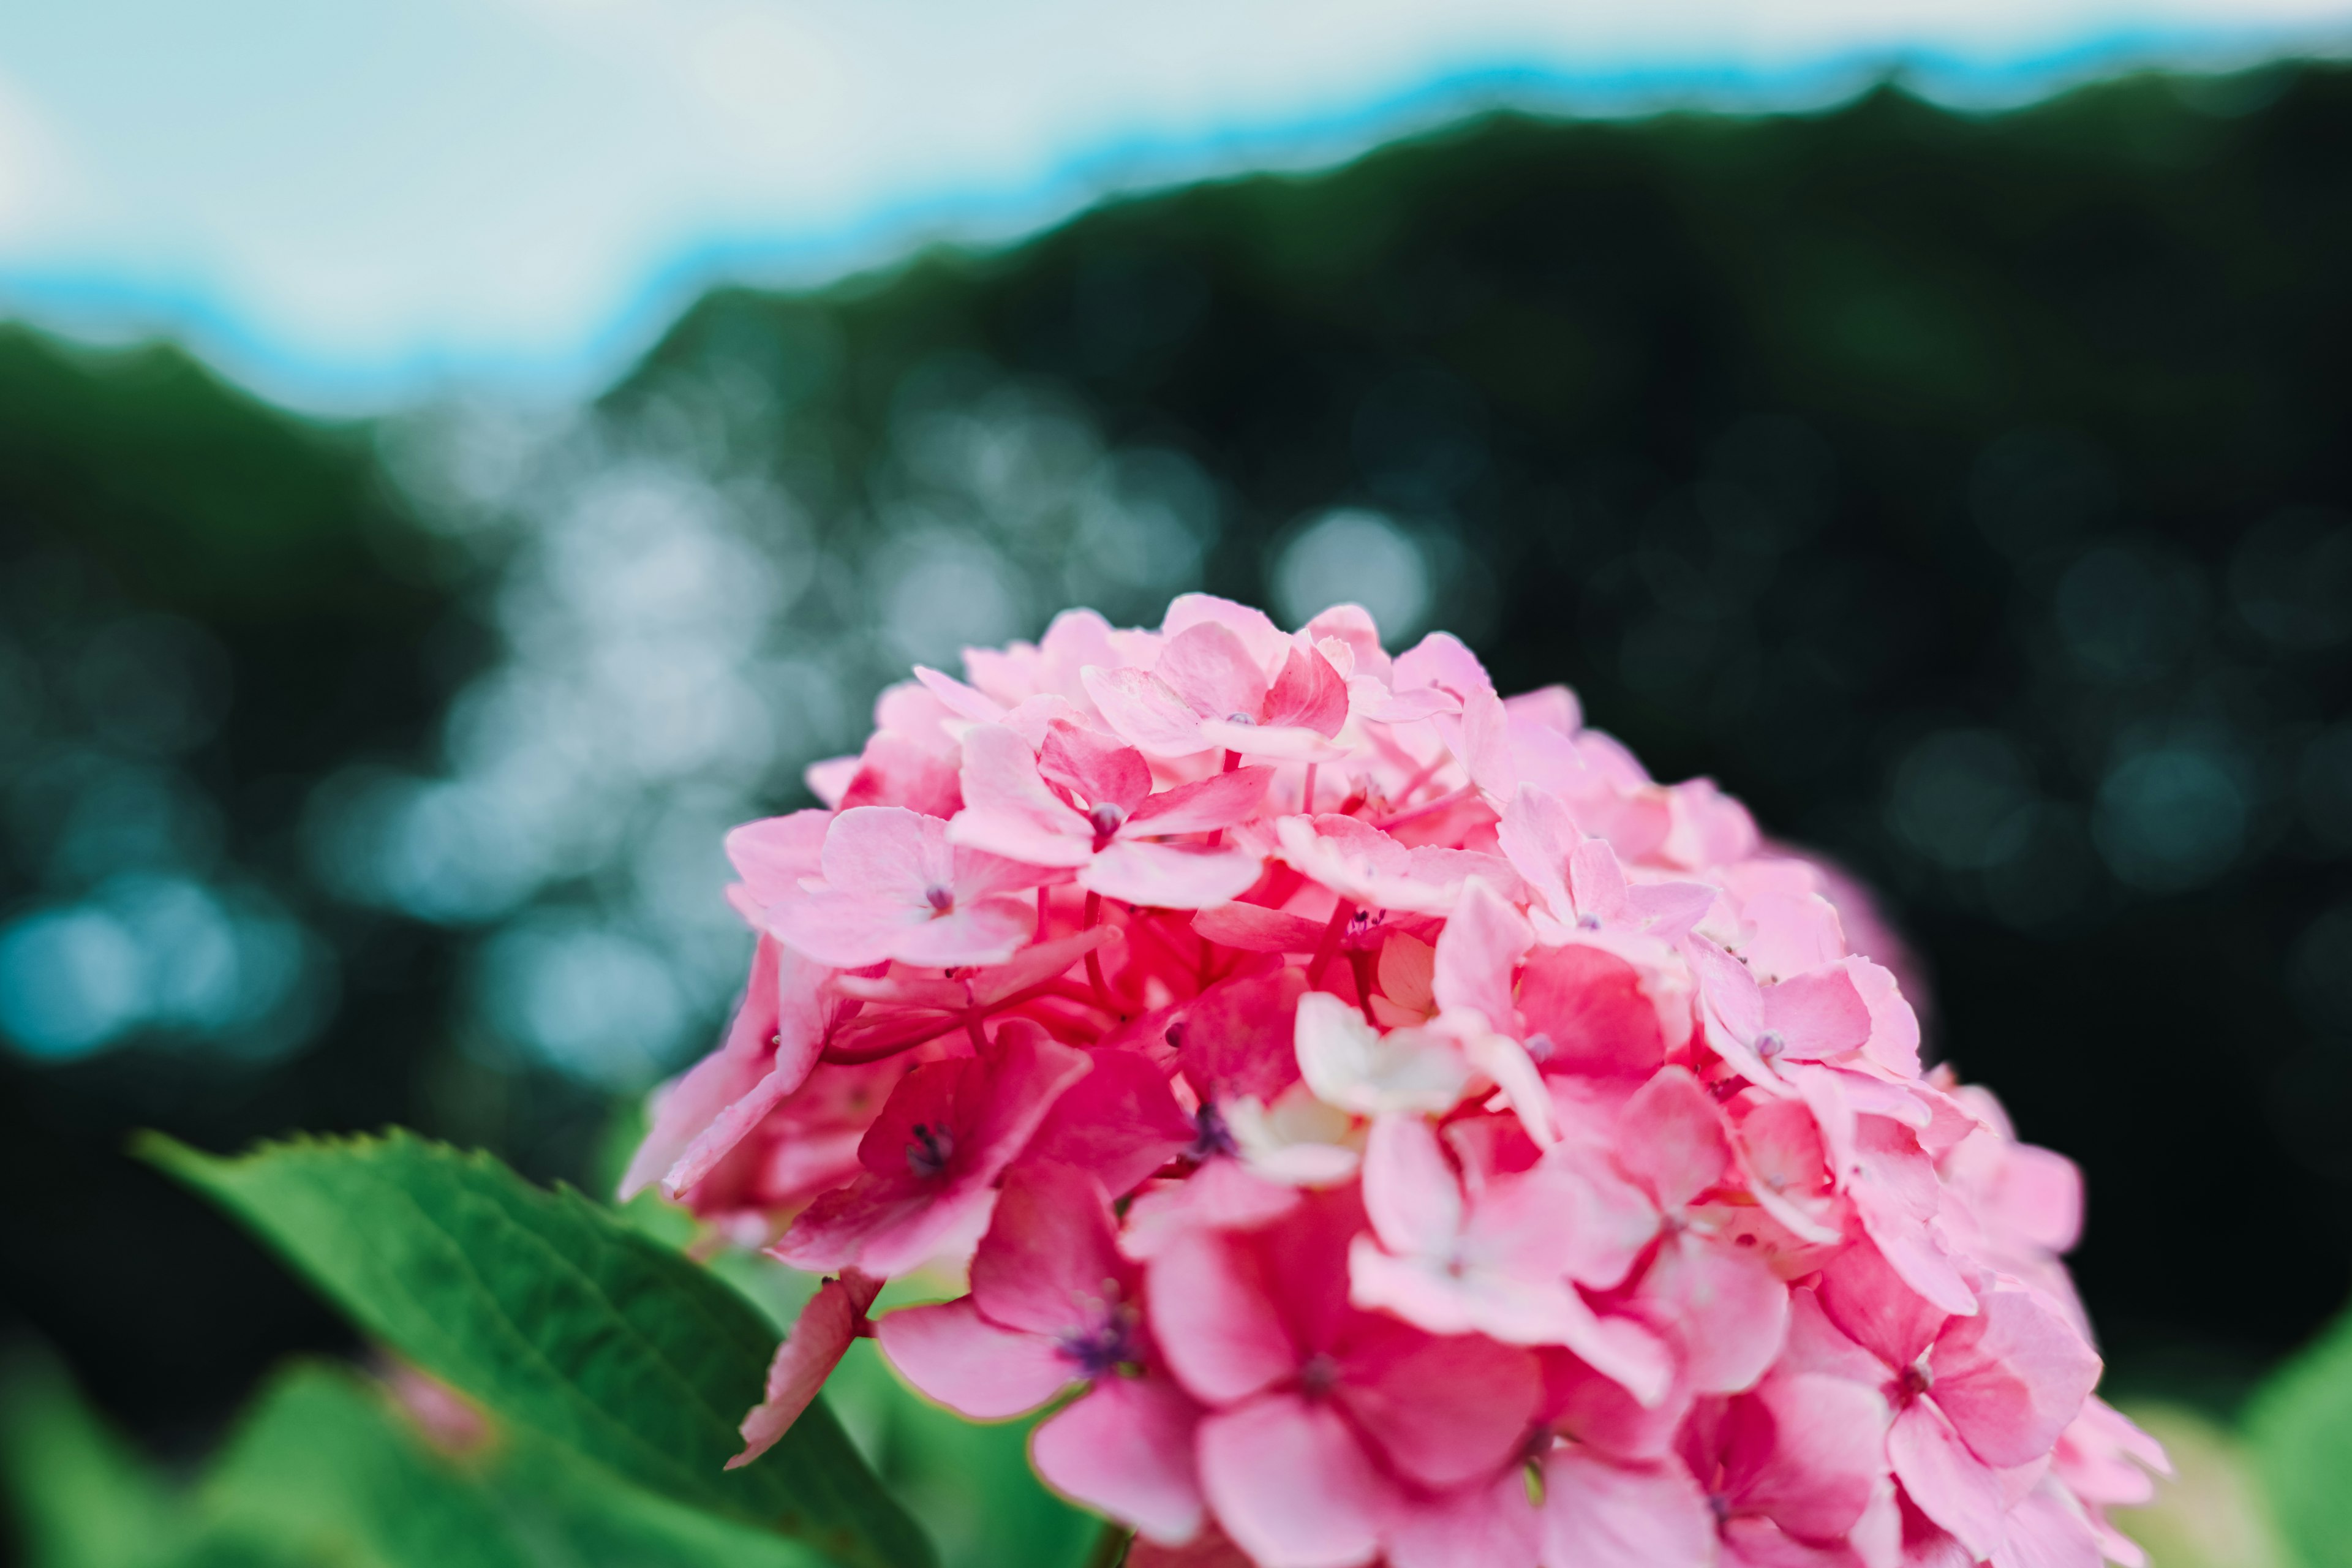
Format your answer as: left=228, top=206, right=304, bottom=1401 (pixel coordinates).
left=139, top=1131, right=932, bottom=1568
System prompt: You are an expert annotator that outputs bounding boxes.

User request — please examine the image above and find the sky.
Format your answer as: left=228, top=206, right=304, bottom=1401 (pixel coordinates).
left=0, top=0, right=2346, bottom=413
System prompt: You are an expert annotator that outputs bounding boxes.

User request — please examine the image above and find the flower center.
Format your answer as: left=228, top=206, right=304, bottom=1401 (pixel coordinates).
left=1186, top=1102, right=1239, bottom=1161
left=1224, top=712, right=1256, bottom=726
left=1088, top=802, right=1126, bottom=851
left=1298, top=1352, right=1341, bottom=1398
left=905, top=1121, right=956, bottom=1178
left=1057, top=1298, right=1142, bottom=1381
left=924, top=884, right=956, bottom=913
left=1577, top=911, right=1603, bottom=930
left=1896, top=1357, right=1935, bottom=1405
left=1755, top=1028, right=1786, bottom=1061
left=1524, top=1031, right=1556, bottom=1063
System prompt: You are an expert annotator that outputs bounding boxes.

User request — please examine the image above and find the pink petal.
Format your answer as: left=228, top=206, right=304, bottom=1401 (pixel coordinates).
left=1085, top=665, right=1217, bottom=756
left=1844, top=958, right=1924, bottom=1078
left=730, top=1270, right=883, bottom=1468
left=1197, top=718, right=1351, bottom=763
left=1485, top=1149, right=1659, bottom=1291
left=1719, top=1373, right=1889, bottom=1540
left=771, top=1170, right=980, bottom=1275
left=1305, top=604, right=1391, bottom=684
left=1197, top=1395, right=1388, bottom=1568
left=724, top=810, right=833, bottom=905
left=1033, top=1376, right=1206, bottom=1546
left=1191, top=903, right=1329, bottom=954
left=764, top=888, right=929, bottom=968
left=1545, top=1347, right=1695, bottom=1463
left=1020, top=1046, right=1196, bottom=1197
left=1640, top=1232, right=1790, bottom=1395
left=1262, top=642, right=1350, bottom=737
left=1762, top=967, right=1874, bottom=1061
left=1851, top=1182, right=1980, bottom=1321
left=1816, top=1237, right=1956, bottom=1372
left=1538, top=1449, right=1716, bottom=1568
left=621, top=934, right=784, bottom=1200
left=1180, top=968, right=1309, bottom=1103
left=951, top=722, right=1094, bottom=856
left=1738, top=891, right=1846, bottom=984
left=1385, top=1470, right=1542, bottom=1568
left=805, top=754, right=858, bottom=808
left=875, top=1297, right=1074, bottom=1419
left=1432, top=876, right=1532, bottom=1029
left=1496, top=784, right=1580, bottom=923
left=970, top=1164, right=1131, bottom=1335
left=1148, top=1227, right=1300, bottom=1404
left=837, top=731, right=963, bottom=818
left=1157, top=622, right=1270, bottom=723
left=1040, top=719, right=1154, bottom=814
left=1776, top=1287, right=1892, bottom=1388
left=1617, top=1067, right=1733, bottom=1215
left=1120, top=1158, right=1302, bottom=1259
left=1691, top=936, right=1768, bottom=1057
left=1362, top=1114, right=1465, bottom=1259
left=1084, top=841, right=1267, bottom=909
left=1717, top=1517, right=1869, bottom=1568
left=1889, top=1400, right=2006, bottom=1560
left=820, top=805, right=952, bottom=902
left=962, top=1025, right=1096, bottom=1183
left=1391, top=630, right=1493, bottom=703
left=949, top=841, right=1063, bottom=902
left=886, top=896, right=1036, bottom=967
left=1338, top=1318, right=1540, bottom=1488
left=912, top=663, right=1011, bottom=722
left=949, top=805, right=1095, bottom=869
left=1446, top=688, right=1518, bottom=799
left=1567, top=837, right=1633, bottom=925
left=1930, top=1290, right=2101, bottom=1469
left=1126, top=1528, right=1258, bottom=1568
left=1624, top=880, right=1717, bottom=941
left=1163, top=592, right=1292, bottom=667
left=1516, top=944, right=1668, bottom=1080
left=1988, top=1477, right=2103, bottom=1568
left=1129, top=766, right=1276, bottom=835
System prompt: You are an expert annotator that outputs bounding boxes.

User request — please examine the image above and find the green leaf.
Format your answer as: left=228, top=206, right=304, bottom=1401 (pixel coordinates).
left=0, top=1349, right=183, bottom=1568
left=140, top=1129, right=933, bottom=1568
left=2246, top=1298, right=2352, bottom=1568
left=202, top=1360, right=824, bottom=1568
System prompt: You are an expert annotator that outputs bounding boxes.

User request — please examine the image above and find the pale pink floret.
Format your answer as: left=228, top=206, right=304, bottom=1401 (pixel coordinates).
left=1348, top=1114, right=1668, bottom=1401
left=1815, top=1241, right=2101, bottom=1561
left=1084, top=602, right=1351, bottom=763
left=877, top=1166, right=1205, bottom=1544
left=1604, top=1067, right=1793, bottom=1396
left=1273, top=813, right=1518, bottom=917
left=765, top=805, right=1050, bottom=968
left=1150, top=1191, right=1540, bottom=1568
left=771, top=1021, right=1090, bottom=1276
left=950, top=721, right=1272, bottom=908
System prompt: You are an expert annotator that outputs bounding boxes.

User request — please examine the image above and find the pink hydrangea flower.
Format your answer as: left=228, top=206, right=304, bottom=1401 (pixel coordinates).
left=624, top=590, right=2157, bottom=1568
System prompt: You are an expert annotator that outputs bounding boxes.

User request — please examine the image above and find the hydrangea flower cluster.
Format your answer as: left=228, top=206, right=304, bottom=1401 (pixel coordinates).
left=624, top=594, right=2166, bottom=1568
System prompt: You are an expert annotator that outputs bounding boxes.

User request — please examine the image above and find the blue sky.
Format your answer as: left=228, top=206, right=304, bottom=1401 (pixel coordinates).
left=0, top=0, right=2345, bottom=413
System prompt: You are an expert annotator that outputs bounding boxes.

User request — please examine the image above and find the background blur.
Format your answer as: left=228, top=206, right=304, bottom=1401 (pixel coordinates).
left=2, top=11, right=2351, bottom=1559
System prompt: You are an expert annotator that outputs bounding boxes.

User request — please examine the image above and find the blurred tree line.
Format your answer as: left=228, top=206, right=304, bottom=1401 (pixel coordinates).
left=2, top=61, right=2348, bottom=1461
